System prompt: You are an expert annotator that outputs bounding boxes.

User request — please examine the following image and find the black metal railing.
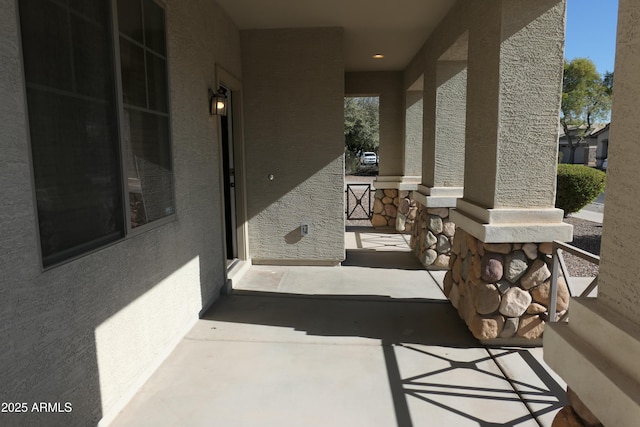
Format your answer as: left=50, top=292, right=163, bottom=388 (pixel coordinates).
left=345, top=184, right=372, bottom=220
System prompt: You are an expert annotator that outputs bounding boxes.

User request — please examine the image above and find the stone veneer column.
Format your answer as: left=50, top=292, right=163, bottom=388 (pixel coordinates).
left=446, top=0, right=572, bottom=341
left=410, top=58, right=467, bottom=269
left=544, top=0, right=640, bottom=425
left=351, top=72, right=420, bottom=231
left=374, top=84, right=424, bottom=233
left=371, top=73, right=422, bottom=231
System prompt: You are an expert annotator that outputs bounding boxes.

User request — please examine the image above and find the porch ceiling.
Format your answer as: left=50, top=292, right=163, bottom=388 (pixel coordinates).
left=215, top=0, right=457, bottom=72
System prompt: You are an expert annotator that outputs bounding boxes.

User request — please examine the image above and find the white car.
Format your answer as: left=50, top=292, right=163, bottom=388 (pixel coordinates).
left=360, top=151, right=379, bottom=165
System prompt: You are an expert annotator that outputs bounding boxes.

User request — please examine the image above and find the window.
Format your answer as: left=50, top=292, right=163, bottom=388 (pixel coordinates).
left=19, top=0, right=174, bottom=267
left=117, top=0, right=174, bottom=228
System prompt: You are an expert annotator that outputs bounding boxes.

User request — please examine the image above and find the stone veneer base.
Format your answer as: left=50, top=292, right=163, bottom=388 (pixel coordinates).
left=372, top=189, right=417, bottom=231
left=410, top=204, right=455, bottom=270
left=445, top=227, right=570, bottom=341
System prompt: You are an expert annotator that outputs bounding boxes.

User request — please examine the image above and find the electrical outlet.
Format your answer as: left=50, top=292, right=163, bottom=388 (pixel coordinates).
left=300, top=223, right=309, bottom=236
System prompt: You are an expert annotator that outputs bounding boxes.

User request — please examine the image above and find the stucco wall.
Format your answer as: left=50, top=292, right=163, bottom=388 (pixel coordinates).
left=494, top=0, right=565, bottom=208
left=426, top=60, right=466, bottom=188
left=404, top=90, right=423, bottom=177
left=598, top=0, right=640, bottom=325
left=404, top=0, right=469, bottom=92
left=407, top=2, right=470, bottom=191
left=0, top=0, right=240, bottom=425
left=463, top=0, right=502, bottom=207
left=345, top=71, right=404, bottom=176
left=464, top=0, right=565, bottom=209
left=241, top=28, right=345, bottom=263
left=408, top=0, right=564, bottom=211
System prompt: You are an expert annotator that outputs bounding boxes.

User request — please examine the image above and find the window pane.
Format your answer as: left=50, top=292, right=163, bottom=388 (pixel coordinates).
left=19, top=0, right=73, bottom=91
left=143, top=0, right=166, bottom=56
left=19, top=0, right=123, bottom=266
left=124, top=110, right=174, bottom=228
left=28, top=91, right=124, bottom=264
left=146, top=52, right=168, bottom=112
left=71, top=14, right=113, bottom=99
left=69, top=0, right=108, bottom=23
left=119, top=37, right=147, bottom=107
left=116, top=0, right=143, bottom=43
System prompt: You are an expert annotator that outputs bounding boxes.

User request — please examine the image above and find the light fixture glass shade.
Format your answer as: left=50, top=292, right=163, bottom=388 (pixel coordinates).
left=209, top=88, right=228, bottom=116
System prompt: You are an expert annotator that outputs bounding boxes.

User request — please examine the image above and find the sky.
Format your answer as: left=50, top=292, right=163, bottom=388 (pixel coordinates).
left=565, top=0, right=619, bottom=75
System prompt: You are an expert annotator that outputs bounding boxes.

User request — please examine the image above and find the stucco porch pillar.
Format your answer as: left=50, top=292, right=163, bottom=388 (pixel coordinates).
left=410, top=59, right=467, bottom=268
left=404, top=88, right=423, bottom=181
left=450, top=0, right=571, bottom=243
left=444, top=0, right=573, bottom=342
left=544, top=0, right=640, bottom=425
left=418, top=60, right=466, bottom=207
left=345, top=72, right=414, bottom=228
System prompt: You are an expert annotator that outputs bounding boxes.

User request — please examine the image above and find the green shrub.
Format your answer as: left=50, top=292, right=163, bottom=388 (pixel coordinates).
left=556, top=164, right=606, bottom=215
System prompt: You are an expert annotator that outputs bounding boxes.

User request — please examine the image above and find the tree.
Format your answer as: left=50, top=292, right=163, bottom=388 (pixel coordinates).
left=560, top=58, right=612, bottom=164
left=344, top=97, right=379, bottom=154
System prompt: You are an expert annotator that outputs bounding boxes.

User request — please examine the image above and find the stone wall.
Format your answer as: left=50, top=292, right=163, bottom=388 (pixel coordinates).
left=553, top=388, right=603, bottom=427
left=409, top=204, right=456, bottom=270
left=372, top=189, right=417, bottom=231
left=443, top=228, right=570, bottom=341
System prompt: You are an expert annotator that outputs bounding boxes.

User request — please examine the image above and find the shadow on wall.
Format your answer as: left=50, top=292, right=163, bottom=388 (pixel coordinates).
left=241, top=28, right=345, bottom=225
left=285, top=227, right=303, bottom=244
left=2, top=3, right=233, bottom=425
left=4, top=232, right=218, bottom=426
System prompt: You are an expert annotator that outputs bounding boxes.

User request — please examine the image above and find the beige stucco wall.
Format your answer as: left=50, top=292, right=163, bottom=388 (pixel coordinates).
left=404, top=90, right=423, bottom=177
left=345, top=71, right=404, bottom=176
left=407, top=0, right=564, bottom=211
left=422, top=60, right=467, bottom=188
left=464, top=0, right=565, bottom=209
left=404, top=1, right=469, bottom=93
left=544, top=5, right=640, bottom=425
left=406, top=2, right=470, bottom=191
left=241, top=28, right=345, bottom=263
left=598, top=0, right=640, bottom=325
left=0, top=0, right=240, bottom=424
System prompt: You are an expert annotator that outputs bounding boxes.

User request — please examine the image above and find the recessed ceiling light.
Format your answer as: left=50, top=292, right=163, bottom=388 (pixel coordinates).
left=372, top=54, right=384, bottom=59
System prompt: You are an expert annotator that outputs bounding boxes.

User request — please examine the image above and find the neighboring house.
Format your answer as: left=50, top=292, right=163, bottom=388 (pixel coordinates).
left=1, top=1, right=640, bottom=426
left=558, top=123, right=609, bottom=168
left=591, top=123, right=611, bottom=169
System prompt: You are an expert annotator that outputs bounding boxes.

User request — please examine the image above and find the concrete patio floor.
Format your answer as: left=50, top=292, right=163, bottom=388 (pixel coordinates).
left=110, top=228, right=567, bottom=427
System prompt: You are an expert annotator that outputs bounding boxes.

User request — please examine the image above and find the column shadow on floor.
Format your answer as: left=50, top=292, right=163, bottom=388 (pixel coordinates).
left=342, top=249, right=425, bottom=270
left=202, top=291, right=566, bottom=426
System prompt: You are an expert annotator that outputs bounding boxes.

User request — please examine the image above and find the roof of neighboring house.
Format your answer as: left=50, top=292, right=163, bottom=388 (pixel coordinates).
left=558, top=123, right=609, bottom=139
left=589, top=123, right=611, bottom=138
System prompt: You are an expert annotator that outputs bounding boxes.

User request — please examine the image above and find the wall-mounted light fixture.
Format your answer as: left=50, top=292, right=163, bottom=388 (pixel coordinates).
left=208, top=87, right=228, bottom=116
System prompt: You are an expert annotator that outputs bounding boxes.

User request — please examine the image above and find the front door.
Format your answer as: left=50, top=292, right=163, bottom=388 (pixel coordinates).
left=220, top=87, right=237, bottom=263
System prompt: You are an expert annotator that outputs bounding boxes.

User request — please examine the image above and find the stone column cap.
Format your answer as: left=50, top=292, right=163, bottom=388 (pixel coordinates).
left=413, top=186, right=463, bottom=208
left=373, top=175, right=420, bottom=190
left=456, top=199, right=566, bottom=224
left=451, top=199, right=573, bottom=243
